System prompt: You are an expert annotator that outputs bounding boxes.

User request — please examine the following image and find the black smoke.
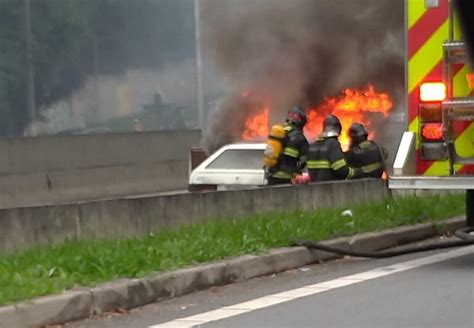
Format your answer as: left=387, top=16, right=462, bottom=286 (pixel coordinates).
left=201, top=0, right=404, bottom=154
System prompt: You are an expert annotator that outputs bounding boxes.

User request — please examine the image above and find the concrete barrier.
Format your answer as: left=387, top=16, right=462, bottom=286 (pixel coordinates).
left=0, top=179, right=389, bottom=253
left=0, top=130, right=201, bottom=209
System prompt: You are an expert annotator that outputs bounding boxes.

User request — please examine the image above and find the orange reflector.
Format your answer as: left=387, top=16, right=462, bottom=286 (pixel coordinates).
left=422, top=123, right=444, bottom=141
left=467, top=72, right=474, bottom=91
left=419, top=82, right=447, bottom=102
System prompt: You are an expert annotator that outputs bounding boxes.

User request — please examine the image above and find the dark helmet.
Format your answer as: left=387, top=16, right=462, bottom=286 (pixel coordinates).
left=286, top=106, right=307, bottom=128
left=322, top=114, right=342, bottom=137
left=348, top=122, right=368, bottom=145
left=348, top=122, right=368, bottom=138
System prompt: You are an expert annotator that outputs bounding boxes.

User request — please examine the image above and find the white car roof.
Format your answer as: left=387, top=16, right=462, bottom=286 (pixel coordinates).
left=216, top=142, right=266, bottom=150
left=198, top=142, right=266, bottom=168
left=189, top=142, right=266, bottom=186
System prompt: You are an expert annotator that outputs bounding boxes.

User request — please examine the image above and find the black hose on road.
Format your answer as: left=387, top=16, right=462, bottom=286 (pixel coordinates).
left=292, top=226, right=474, bottom=258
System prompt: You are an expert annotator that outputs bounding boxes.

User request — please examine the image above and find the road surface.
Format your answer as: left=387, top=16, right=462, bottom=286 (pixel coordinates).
left=67, top=246, right=474, bottom=328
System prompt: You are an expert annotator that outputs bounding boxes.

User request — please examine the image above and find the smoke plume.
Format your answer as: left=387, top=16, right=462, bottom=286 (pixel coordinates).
left=201, top=0, right=404, bottom=153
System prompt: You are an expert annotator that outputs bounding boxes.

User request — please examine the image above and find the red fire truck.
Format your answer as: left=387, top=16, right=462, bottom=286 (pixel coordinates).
left=390, top=0, right=474, bottom=223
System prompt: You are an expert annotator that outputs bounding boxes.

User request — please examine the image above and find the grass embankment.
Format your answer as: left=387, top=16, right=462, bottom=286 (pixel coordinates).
left=0, top=193, right=465, bottom=306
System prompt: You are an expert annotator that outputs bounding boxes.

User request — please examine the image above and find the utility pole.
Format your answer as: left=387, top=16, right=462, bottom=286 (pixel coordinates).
left=92, top=33, right=100, bottom=122
left=24, top=0, right=36, bottom=133
left=194, top=0, right=205, bottom=132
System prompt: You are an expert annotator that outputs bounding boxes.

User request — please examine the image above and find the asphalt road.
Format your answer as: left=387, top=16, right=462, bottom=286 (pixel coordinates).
left=66, top=246, right=474, bottom=328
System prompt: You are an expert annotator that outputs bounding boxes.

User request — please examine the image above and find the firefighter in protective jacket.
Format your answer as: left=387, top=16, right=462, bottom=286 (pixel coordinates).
left=345, top=122, right=387, bottom=178
left=267, top=106, right=309, bottom=185
left=307, top=114, right=361, bottom=182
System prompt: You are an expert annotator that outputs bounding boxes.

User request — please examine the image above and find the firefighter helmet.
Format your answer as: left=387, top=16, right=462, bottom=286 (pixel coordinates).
left=348, top=122, right=368, bottom=138
left=323, top=114, right=342, bottom=137
left=286, top=106, right=307, bottom=128
left=348, top=122, right=368, bottom=144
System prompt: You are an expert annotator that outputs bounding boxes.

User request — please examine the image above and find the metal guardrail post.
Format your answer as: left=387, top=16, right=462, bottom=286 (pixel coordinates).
left=448, top=0, right=454, bottom=42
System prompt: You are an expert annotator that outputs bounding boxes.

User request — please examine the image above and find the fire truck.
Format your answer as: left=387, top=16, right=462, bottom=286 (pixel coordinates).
left=390, top=0, right=474, bottom=225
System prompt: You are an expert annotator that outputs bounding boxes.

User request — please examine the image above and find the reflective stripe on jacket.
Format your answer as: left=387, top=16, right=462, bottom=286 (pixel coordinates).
left=307, top=136, right=359, bottom=182
left=345, top=140, right=385, bottom=178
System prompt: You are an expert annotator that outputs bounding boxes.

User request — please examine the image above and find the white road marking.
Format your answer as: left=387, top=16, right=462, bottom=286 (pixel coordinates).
left=149, top=246, right=474, bottom=328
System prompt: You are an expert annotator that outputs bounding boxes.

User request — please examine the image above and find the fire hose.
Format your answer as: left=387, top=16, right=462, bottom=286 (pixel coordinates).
left=291, top=226, right=474, bottom=258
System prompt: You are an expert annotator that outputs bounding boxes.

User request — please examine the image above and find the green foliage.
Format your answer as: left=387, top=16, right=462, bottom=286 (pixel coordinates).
left=0, top=193, right=465, bottom=306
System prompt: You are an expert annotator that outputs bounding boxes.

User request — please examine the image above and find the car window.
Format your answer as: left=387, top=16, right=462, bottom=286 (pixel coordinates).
left=205, top=149, right=264, bottom=170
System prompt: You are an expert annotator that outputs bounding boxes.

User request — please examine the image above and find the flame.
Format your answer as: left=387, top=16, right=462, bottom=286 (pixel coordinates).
left=240, top=85, right=393, bottom=150
left=241, top=107, right=269, bottom=141
left=305, top=85, right=393, bottom=149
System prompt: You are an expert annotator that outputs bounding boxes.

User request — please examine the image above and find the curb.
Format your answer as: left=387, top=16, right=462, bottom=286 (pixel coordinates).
left=0, top=216, right=465, bottom=328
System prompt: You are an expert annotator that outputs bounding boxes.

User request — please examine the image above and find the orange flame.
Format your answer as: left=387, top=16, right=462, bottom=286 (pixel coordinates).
left=241, top=107, right=269, bottom=141
left=241, top=85, right=393, bottom=150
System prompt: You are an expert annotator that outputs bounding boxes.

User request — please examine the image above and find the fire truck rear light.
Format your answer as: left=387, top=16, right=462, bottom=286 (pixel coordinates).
left=421, top=123, right=444, bottom=141
left=419, top=82, right=447, bottom=102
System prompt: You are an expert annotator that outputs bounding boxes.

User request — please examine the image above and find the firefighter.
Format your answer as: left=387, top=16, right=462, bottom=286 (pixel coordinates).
left=266, top=106, right=309, bottom=185
left=345, top=122, right=387, bottom=178
left=306, top=114, right=361, bottom=182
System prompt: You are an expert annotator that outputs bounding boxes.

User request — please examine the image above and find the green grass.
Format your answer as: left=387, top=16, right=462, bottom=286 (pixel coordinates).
left=0, top=193, right=465, bottom=306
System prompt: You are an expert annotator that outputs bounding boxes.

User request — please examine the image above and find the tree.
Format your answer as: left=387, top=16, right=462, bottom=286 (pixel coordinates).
left=0, top=0, right=195, bottom=137
left=0, top=0, right=93, bottom=136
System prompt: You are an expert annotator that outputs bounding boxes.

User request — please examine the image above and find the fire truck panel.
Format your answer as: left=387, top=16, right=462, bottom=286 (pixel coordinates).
left=390, top=0, right=474, bottom=189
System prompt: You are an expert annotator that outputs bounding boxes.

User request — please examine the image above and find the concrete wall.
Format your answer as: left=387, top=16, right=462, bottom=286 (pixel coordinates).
left=0, top=179, right=390, bottom=253
left=0, top=130, right=201, bottom=209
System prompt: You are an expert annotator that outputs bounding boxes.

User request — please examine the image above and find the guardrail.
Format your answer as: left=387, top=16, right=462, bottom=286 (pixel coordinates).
left=0, top=179, right=389, bottom=253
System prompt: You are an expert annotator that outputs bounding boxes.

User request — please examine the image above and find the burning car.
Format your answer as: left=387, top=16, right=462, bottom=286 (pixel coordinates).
left=192, top=84, right=395, bottom=191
